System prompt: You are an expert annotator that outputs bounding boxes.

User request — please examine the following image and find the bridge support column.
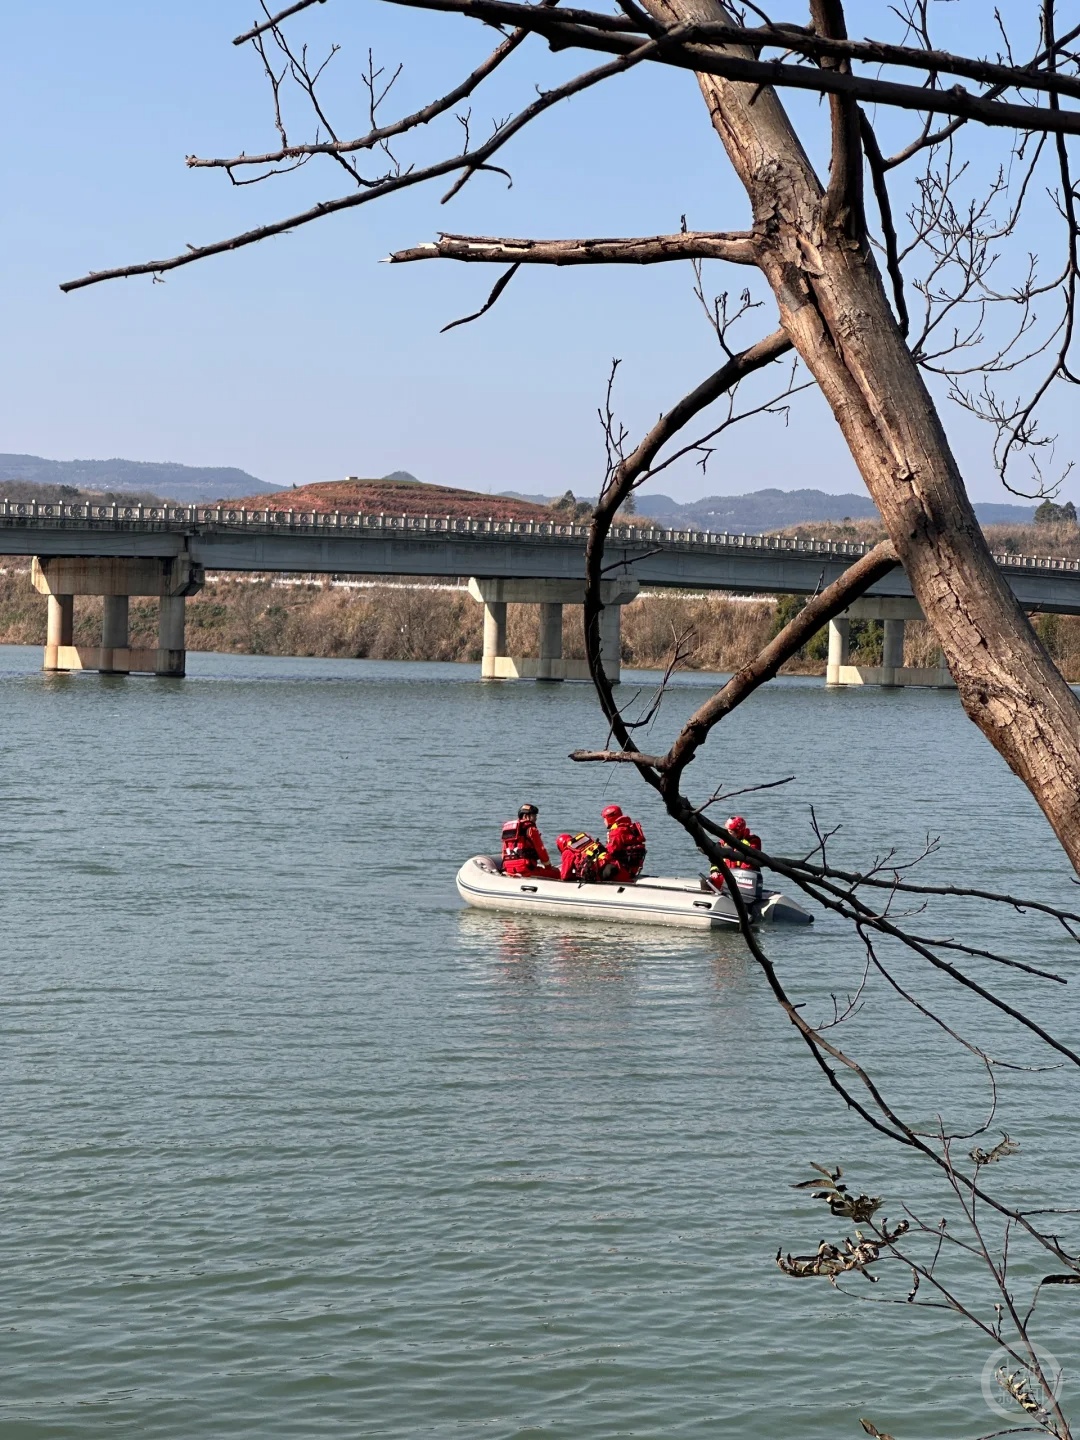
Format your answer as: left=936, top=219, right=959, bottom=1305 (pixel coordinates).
left=157, top=595, right=188, bottom=677
left=32, top=554, right=204, bottom=677
left=537, top=602, right=563, bottom=682
left=599, top=602, right=623, bottom=684
left=481, top=600, right=508, bottom=680
left=468, top=576, right=639, bottom=683
left=101, top=595, right=130, bottom=673
left=45, top=594, right=73, bottom=672
left=826, top=618, right=850, bottom=685
left=828, top=597, right=955, bottom=688
left=881, top=618, right=905, bottom=687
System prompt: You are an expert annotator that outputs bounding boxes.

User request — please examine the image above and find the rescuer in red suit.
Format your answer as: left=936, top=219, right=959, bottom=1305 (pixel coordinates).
left=598, top=804, right=647, bottom=882
left=708, top=816, right=762, bottom=888
left=557, top=831, right=605, bottom=882
left=501, top=803, right=558, bottom=877
left=724, top=815, right=761, bottom=868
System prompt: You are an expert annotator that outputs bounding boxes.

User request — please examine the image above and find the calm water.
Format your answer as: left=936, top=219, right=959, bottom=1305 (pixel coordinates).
left=2, top=647, right=1078, bottom=1438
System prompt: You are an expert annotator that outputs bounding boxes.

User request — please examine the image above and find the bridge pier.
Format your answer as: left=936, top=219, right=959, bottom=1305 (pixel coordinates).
left=537, top=602, right=563, bottom=681
left=827, top=598, right=954, bottom=688
left=33, top=555, right=204, bottom=677
left=881, top=617, right=905, bottom=687
left=826, top=617, right=850, bottom=684
left=45, top=594, right=74, bottom=670
left=101, top=595, right=129, bottom=673
left=468, top=576, right=640, bottom=683
left=481, top=599, right=508, bottom=680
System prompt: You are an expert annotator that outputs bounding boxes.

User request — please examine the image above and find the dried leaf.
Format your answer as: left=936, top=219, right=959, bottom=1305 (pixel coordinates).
left=860, top=1422, right=896, bottom=1440
left=970, top=1132, right=1019, bottom=1166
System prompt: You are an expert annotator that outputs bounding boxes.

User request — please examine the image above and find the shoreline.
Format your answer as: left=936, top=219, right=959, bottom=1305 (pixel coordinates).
left=0, top=568, right=1075, bottom=679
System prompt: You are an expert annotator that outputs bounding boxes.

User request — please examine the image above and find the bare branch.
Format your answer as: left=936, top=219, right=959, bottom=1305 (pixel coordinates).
left=440, top=262, right=520, bottom=331
left=388, top=229, right=758, bottom=266
left=200, top=11, right=549, bottom=172
left=567, top=748, right=668, bottom=765
left=234, top=0, right=327, bottom=47
left=61, top=42, right=659, bottom=292
left=860, top=113, right=910, bottom=335
left=381, top=0, right=1080, bottom=138
left=809, top=1, right=865, bottom=239
left=659, top=540, right=900, bottom=787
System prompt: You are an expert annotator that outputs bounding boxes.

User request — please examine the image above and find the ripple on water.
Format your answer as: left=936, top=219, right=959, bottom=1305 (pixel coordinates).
left=1, top=651, right=1077, bottom=1438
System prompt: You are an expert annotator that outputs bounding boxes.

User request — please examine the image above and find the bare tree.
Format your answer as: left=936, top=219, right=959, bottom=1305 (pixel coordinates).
left=59, top=3, right=1080, bottom=1430
left=61, top=0, right=1080, bottom=865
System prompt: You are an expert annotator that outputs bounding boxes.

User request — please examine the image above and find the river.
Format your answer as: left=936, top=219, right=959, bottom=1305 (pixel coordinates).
left=2, top=646, right=1077, bottom=1438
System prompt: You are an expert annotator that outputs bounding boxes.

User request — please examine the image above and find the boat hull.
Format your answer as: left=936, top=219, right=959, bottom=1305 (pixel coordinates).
left=456, top=856, right=813, bottom=930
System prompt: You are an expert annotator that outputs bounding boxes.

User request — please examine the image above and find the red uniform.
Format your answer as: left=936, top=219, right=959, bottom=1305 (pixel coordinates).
left=728, top=830, right=761, bottom=869
left=715, top=816, right=761, bottom=876
left=501, top=818, right=556, bottom=877
left=559, top=832, right=605, bottom=883
left=602, top=815, right=647, bottom=882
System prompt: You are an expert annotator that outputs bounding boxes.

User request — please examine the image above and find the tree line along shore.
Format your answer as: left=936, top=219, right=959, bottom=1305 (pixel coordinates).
left=0, top=521, right=1076, bottom=677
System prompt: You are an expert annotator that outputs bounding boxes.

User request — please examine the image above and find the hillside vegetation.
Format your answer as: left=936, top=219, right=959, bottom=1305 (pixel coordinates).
left=227, top=477, right=559, bottom=522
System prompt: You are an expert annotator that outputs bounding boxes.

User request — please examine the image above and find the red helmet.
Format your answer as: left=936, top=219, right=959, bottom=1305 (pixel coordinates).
left=601, top=804, right=623, bottom=825
left=556, top=833, right=573, bottom=852
left=725, top=815, right=748, bottom=838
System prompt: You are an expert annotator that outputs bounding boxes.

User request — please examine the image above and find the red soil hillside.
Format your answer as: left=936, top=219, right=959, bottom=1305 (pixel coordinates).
left=222, top=477, right=555, bottom=522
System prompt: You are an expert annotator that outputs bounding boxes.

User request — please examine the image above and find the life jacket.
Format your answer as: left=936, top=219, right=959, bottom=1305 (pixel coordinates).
left=729, top=834, right=761, bottom=870
left=567, top=832, right=605, bottom=878
left=608, top=817, right=647, bottom=871
left=502, top=819, right=541, bottom=863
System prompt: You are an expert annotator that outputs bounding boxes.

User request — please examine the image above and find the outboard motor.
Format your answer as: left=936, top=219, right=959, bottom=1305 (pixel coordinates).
left=732, top=869, right=763, bottom=904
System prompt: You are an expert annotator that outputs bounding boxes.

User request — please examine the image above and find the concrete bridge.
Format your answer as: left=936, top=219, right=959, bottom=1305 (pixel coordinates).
left=1, top=497, right=1076, bottom=683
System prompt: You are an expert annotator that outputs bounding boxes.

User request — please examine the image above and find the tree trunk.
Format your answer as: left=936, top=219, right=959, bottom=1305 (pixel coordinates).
left=645, top=0, right=1080, bottom=870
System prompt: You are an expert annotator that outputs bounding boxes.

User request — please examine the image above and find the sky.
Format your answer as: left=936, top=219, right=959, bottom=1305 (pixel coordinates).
left=0, top=1, right=1075, bottom=503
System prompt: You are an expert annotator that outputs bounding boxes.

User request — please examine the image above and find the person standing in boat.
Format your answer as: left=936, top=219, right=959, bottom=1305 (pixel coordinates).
left=501, top=804, right=558, bottom=878
left=599, top=804, right=647, bottom=883
left=556, top=831, right=606, bottom=883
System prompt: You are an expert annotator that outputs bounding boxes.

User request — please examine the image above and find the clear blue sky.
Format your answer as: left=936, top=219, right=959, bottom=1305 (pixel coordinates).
left=1, top=1, right=1073, bottom=502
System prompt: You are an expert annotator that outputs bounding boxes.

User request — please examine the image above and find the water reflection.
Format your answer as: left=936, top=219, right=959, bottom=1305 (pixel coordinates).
left=455, top=907, right=740, bottom=988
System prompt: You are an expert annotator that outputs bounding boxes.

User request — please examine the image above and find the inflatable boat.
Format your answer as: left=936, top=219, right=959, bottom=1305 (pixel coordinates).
left=456, top=855, right=813, bottom=930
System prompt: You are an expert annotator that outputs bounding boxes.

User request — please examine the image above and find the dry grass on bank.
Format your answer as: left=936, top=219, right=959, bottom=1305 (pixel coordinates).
left=0, top=571, right=779, bottom=672
left=1, top=561, right=1080, bottom=680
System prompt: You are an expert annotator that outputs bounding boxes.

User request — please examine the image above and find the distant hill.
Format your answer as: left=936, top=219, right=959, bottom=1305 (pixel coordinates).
left=970, top=502, right=1042, bottom=525
left=628, top=487, right=1037, bottom=531
left=499, top=484, right=1038, bottom=529
left=498, top=489, right=564, bottom=507
left=224, top=476, right=556, bottom=522
left=0, top=453, right=281, bottom=505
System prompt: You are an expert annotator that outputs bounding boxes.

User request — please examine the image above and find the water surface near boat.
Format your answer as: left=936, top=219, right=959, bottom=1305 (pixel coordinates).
left=2, top=648, right=1077, bottom=1439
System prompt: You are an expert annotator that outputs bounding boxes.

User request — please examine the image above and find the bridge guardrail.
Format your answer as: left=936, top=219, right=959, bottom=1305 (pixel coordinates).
left=0, top=498, right=1075, bottom=573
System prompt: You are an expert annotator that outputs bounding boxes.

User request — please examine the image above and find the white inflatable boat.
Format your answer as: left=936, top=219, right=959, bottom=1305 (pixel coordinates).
left=456, top=855, right=813, bottom=930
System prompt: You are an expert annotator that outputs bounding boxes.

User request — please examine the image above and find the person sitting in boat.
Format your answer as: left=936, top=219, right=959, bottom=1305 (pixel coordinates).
left=557, top=831, right=606, bottom=883
left=501, top=804, right=558, bottom=878
left=726, top=815, right=761, bottom=868
left=708, top=816, right=761, bottom=887
left=599, top=804, right=647, bottom=882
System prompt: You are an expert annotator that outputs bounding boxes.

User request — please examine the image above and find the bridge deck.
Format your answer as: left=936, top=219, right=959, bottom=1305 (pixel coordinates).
left=0, top=499, right=1077, bottom=612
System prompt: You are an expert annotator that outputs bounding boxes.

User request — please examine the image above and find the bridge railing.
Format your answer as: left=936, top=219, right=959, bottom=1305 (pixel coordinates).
left=0, top=498, right=1076, bottom=572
